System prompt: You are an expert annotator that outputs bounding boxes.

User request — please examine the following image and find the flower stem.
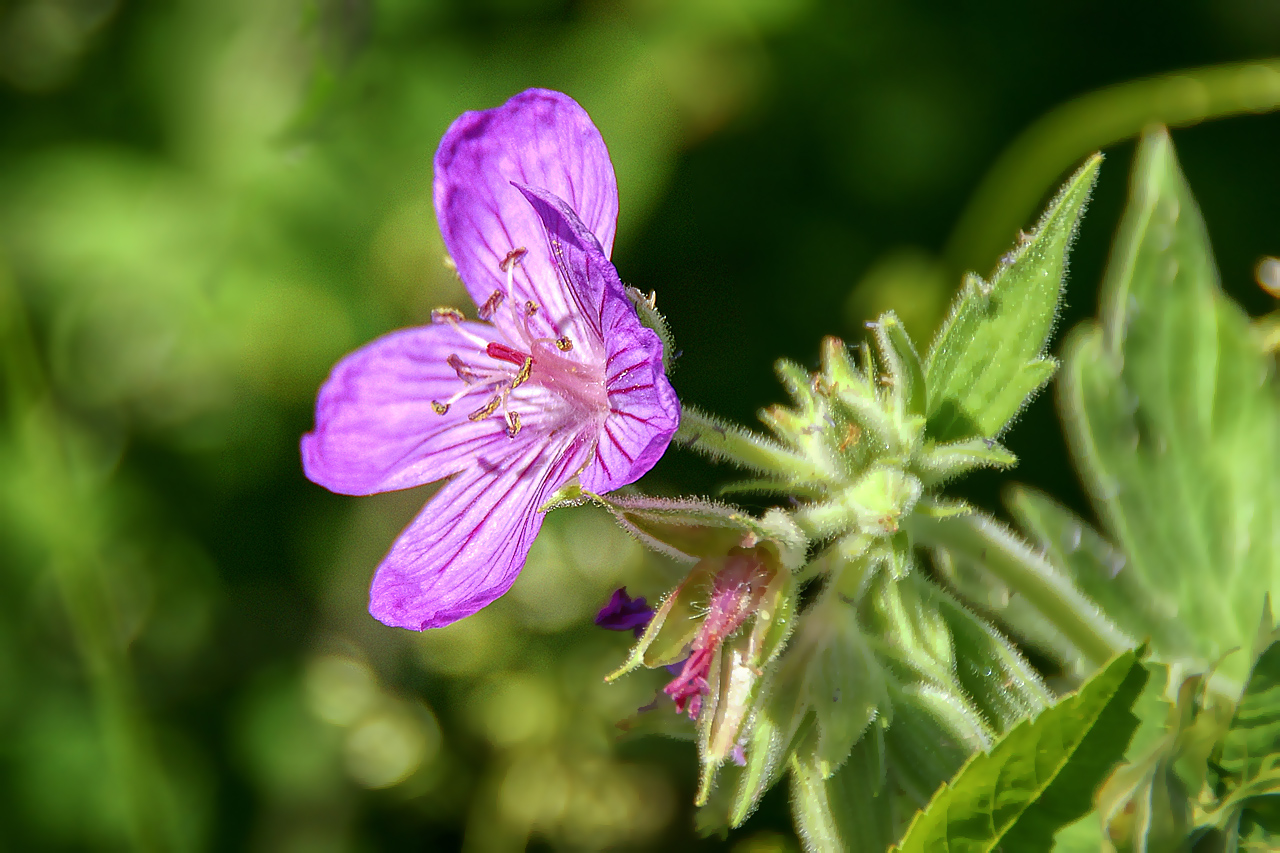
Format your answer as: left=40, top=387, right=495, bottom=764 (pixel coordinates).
left=948, top=59, right=1280, bottom=276
left=907, top=511, right=1132, bottom=669
left=675, top=405, right=826, bottom=483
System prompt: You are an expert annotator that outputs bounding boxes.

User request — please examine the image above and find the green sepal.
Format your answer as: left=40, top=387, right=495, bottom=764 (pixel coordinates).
left=727, top=695, right=807, bottom=828
left=865, top=570, right=955, bottom=687
left=695, top=569, right=797, bottom=803
left=605, top=561, right=719, bottom=681
left=539, top=477, right=587, bottom=512
left=913, top=495, right=972, bottom=518
left=624, top=285, right=676, bottom=374
left=586, top=491, right=768, bottom=564
left=757, top=508, right=810, bottom=573
left=800, top=464, right=923, bottom=541
left=818, top=336, right=898, bottom=452
left=926, top=153, right=1100, bottom=442
left=874, top=311, right=927, bottom=417
left=915, top=435, right=1017, bottom=486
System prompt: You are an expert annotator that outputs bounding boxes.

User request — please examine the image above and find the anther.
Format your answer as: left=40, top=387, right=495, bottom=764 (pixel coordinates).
left=478, top=290, right=505, bottom=320
left=432, top=307, right=465, bottom=325
left=499, top=247, right=527, bottom=272
left=555, top=336, right=573, bottom=352
left=431, top=401, right=450, bottom=415
left=524, top=300, right=539, bottom=316
left=505, top=411, right=522, bottom=438
left=511, top=356, right=533, bottom=389
left=468, top=395, right=502, bottom=421
left=447, top=354, right=481, bottom=383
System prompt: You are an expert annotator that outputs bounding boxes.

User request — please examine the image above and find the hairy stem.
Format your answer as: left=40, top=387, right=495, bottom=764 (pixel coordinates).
left=907, top=511, right=1132, bottom=669
left=675, top=405, right=826, bottom=483
left=947, top=59, right=1280, bottom=276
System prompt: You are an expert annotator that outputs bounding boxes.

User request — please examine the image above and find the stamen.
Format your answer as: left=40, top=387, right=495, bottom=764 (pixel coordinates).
left=478, top=290, right=505, bottom=320
left=487, top=341, right=529, bottom=366
left=505, top=410, right=522, bottom=438
left=447, top=354, right=482, bottom=383
left=525, top=300, right=539, bottom=316
left=431, top=401, right=449, bottom=415
left=555, top=336, right=573, bottom=352
left=511, top=356, right=533, bottom=389
left=468, top=395, right=502, bottom=421
left=499, top=247, right=527, bottom=272
left=432, top=307, right=465, bottom=325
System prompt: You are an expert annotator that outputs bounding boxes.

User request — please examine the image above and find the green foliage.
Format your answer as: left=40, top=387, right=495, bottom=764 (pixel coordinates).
left=925, top=154, right=1101, bottom=443
left=790, top=730, right=898, bottom=853
left=1059, top=128, right=1280, bottom=685
left=1006, top=486, right=1194, bottom=665
left=1221, top=615, right=1280, bottom=785
left=893, top=648, right=1149, bottom=853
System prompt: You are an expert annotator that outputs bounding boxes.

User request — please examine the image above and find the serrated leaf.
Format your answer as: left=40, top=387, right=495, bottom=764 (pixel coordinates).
left=1059, top=128, right=1280, bottom=685
left=893, top=647, right=1149, bottom=853
left=926, top=154, right=1100, bottom=442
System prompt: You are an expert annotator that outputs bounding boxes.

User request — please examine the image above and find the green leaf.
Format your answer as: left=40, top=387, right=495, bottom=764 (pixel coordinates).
left=1059, top=128, right=1280, bottom=685
left=925, top=153, right=1101, bottom=442
left=1221, top=611, right=1280, bottom=783
left=892, top=647, right=1149, bottom=853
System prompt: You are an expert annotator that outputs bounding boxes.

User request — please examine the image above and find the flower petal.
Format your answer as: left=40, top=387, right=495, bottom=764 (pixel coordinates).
left=368, top=429, right=593, bottom=630
left=586, top=296, right=682, bottom=492
left=302, top=322, right=514, bottom=495
left=434, top=89, right=618, bottom=342
left=514, top=184, right=681, bottom=492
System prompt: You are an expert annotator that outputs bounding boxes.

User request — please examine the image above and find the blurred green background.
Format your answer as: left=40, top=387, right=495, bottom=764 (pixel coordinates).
left=1, top=1, right=1277, bottom=850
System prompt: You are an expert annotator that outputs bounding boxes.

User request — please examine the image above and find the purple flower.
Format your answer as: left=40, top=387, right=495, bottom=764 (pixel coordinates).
left=301, top=90, right=680, bottom=630
left=594, top=588, right=654, bottom=636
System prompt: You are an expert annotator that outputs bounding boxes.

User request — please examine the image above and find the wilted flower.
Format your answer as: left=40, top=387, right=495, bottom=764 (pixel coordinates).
left=662, top=553, right=775, bottom=718
left=302, top=89, right=680, bottom=630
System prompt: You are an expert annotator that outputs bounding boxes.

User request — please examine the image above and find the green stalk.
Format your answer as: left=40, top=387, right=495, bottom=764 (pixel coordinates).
left=907, top=512, right=1131, bottom=669
left=1, top=265, right=170, bottom=852
left=947, top=59, right=1280, bottom=276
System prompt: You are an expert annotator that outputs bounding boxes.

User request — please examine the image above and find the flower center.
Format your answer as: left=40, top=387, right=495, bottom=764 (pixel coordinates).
left=428, top=248, right=607, bottom=437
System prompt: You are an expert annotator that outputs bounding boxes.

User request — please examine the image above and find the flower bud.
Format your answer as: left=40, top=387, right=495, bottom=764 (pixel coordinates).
left=605, top=548, right=796, bottom=805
